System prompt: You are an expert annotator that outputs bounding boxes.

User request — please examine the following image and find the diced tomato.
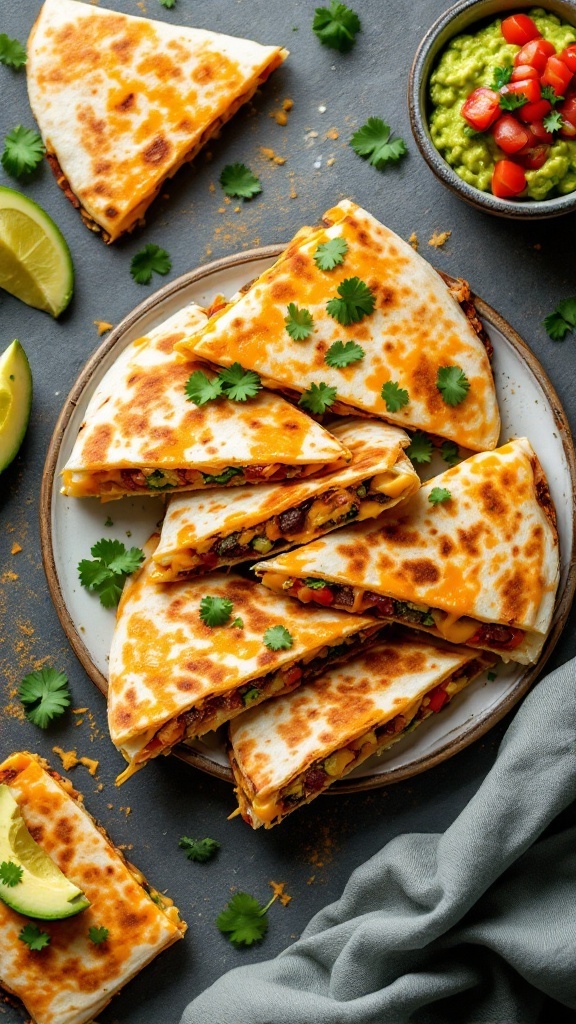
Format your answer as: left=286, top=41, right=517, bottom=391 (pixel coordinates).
left=492, top=160, right=527, bottom=198
left=501, top=14, right=540, bottom=46
left=541, top=55, right=574, bottom=95
left=560, top=44, right=576, bottom=73
left=558, top=94, right=576, bottom=128
left=515, top=38, right=556, bottom=71
left=492, top=114, right=531, bottom=153
left=461, top=87, right=501, bottom=131
left=501, top=79, right=542, bottom=104
left=364, top=591, right=395, bottom=617
left=199, top=551, right=219, bottom=569
left=282, top=666, right=303, bottom=687
left=517, top=144, right=550, bottom=170
left=527, top=120, right=553, bottom=144
left=559, top=120, right=576, bottom=138
left=469, top=623, right=525, bottom=650
left=427, top=685, right=450, bottom=713
left=518, top=98, right=551, bottom=122
left=312, top=586, right=335, bottom=607
left=510, top=64, right=540, bottom=81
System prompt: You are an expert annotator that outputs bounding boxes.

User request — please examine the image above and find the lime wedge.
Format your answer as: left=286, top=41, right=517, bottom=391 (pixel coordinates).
left=0, top=186, right=74, bottom=317
left=0, top=340, right=32, bottom=473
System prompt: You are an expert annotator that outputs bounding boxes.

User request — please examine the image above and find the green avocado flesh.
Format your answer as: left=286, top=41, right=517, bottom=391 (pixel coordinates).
left=0, top=784, right=90, bottom=920
left=0, top=340, right=32, bottom=474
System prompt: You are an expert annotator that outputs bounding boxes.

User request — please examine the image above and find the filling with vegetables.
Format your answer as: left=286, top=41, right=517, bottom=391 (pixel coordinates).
left=62, top=462, right=325, bottom=498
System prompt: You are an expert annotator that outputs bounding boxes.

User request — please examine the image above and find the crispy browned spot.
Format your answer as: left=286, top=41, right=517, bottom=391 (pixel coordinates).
left=477, top=481, right=507, bottom=518
left=81, top=423, right=112, bottom=464
left=116, top=92, right=135, bottom=112
left=401, top=559, right=440, bottom=585
left=143, top=136, right=170, bottom=164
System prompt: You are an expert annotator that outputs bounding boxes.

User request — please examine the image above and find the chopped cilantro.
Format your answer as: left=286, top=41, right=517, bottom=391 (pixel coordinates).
left=312, top=1, right=361, bottom=53
left=104, top=516, right=114, bottom=527
left=78, top=538, right=145, bottom=609
left=543, top=110, right=563, bottom=133
left=285, top=303, right=314, bottom=342
left=179, top=836, right=220, bottom=863
left=88, top=925, right=109, bottom=945
left=325, top=339, right=364, bottom=368
left=218, top=363, right=261, bottom=401
left=219, top=163, right=261, bottom=200
left=499, top=92, right=527, bottom=112
left=543, top=298, right=576, bottom=340
left=436, top=366, right=470, bottom=406
left=350, top=117, right=407, bottom=170
left=490, top=64, right=512, bottom=90
left=0, top=861, right=23, bottom=887
left=313, top=237, right=348, bottom=270
left=231, top=616, right=244, bottom=629
left=185, top=370, right=223, bottom=406
left=487, top=671, right=497, bottom=681
left=541, top=85, right=563, bottom=105
left=242, top=687, right=260, bottom=706
left=298, top=381, right=337, bottom=415
left=0, top=35, right=27, bottom=69
left=428, top=487, right=452, bottom=506
left=326, top=277, right=376, bottom=325
left=440, top=440, right=460, bottom=467
left=19, top=924, right=50, bottom=951
left=159, top=0, right=176, bottom=6
left=199, top=596, right=234, bottom=628
left=202, top=467, right=243, bottom=485
left=304, top=578, right=327, bottom=589
left=406, top=431, right=433, bottom=464
left=263, top=625, right=294, bottom=651
left=130, top=244, right=171, bottom=285
left=381, top=380, right=409, bottom=412
left=1, top=126, right=44, bottom=177
left=18, top=668, right=71, bottom=729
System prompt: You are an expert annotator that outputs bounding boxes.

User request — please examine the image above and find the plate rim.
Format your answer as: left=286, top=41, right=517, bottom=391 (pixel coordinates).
left=40, top=246, right=576, bottom=793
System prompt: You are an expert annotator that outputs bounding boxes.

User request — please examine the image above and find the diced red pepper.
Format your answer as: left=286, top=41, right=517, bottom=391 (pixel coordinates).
left=492, top=160, right=527, bottom=198
left=560, top=44, right=576, bottom=73
left=468, top=623, right=525, bottom=650
left=427, top=685, right=450, bottom=713
left=461, top=87, right=501, bottom=131
left=518, top=98, right=552, bottom=122
left=510, top=64, right=540, bottom=82
left=501, top=14, right=540, bottom=46
left=492, top=114, right=531, bottom=154
left=312, top=586, right=335, bottom=607
left=501, top=79, right=542, bottom=104
left=541, top=55, right=574, bottom=95
left=515, top=38, right=556, bottom=72
left=282, top=666, right=303, bottom=688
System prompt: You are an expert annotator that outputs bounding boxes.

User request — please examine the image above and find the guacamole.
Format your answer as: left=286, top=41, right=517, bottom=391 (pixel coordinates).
left=429, top=8, right=576, bottom=199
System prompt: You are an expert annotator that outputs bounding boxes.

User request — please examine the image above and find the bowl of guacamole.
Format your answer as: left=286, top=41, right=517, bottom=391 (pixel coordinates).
left=409, top=0, right=576, bottom=217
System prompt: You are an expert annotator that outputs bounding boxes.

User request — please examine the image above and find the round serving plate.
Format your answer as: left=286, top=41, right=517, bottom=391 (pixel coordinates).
left=40, top=246, right=576, bottom=791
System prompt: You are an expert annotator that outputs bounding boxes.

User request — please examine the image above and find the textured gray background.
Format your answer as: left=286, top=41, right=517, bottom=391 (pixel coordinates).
left=1, top=1, right=576, bottom=1022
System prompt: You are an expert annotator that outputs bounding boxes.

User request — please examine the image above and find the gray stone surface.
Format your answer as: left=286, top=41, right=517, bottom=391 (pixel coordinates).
left=0, top=1, right=575, bottom=1022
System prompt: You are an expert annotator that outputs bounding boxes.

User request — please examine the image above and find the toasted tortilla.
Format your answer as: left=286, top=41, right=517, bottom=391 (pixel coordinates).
left=27, top=0, right=287, bottom=242
left=180, top=199, right=500, bottom=452
left=61, top=303, right=348, bottom=500
left=151, top=418, right=419, bottom=581
left=255, top=439, right=559, bottom=665
left=229, top=634, right=496, bottom=828
left=0, top=752, right=184, bottom=1024
left=108, top=536, right=385, bottom=779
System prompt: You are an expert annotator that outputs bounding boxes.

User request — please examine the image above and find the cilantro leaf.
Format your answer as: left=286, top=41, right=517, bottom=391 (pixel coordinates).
left=91, top=538, right=143, bottom=575
left=543, top=110, right=563, bottom=133
left=88, top=925, right=109, bottom=945
left=436, top=365, right=470, bottom=406
left=19, top=924, right=50, bottom=951
left=499, top=92, right=527, bottom=112
left=77, top=539, right=144, bottom=609
left=325, top=339, right=364, bottom=368
left=1, top=126, right=44, bottom=177
left=285, top=303, right=314, bottom=342
left=0, top=35, right=27, bottom=69
left=304, top=578, right=327, bottom=589
left=0, top=861, right=23, bottom=887
left=463, top=125, right=483, bottom=138
left=487, top=671, right=497, bottom=681
left=202, top=467, right=243, bottom=485
left=326, top=277, right=376, bottom=326
left=313, top=237, right=348, bottom=270
left=218, top=363, right=262, bottom=401
left=490, top=64, right=512, bottom=90
left=179, top=836, right=221, bottom=863
left=312, top=1, right=360, bottom=52
left=381, top=380, right=409, bottom=412
left=429, top=487, right=452, bottom=505
left=200, top=596, right=234, bottom=628
left=440, top=440, right=460, bottom=467
left=219, top=163, right=261, bottom=200
left=406, top=431, right=433, bottom=464
left=350, top=117, right=408, bottom=170
left=130, top=244, right=171, bottom=285
left=231, top=616, right=244, bottom=629
left=263, top=625, right=294, bottom=651
left=298, top=381, right=337, bottom=415
left=541, top=84, right=563, bottom=105
left=18, top=668, right=70, bottom=729
left=216, top=891, right=275, bottom=947
left=159, top=0, right=177, bottom=7
left=544, top=297, right=576, bottom=340
left=185, top=370, right=223, bottom=406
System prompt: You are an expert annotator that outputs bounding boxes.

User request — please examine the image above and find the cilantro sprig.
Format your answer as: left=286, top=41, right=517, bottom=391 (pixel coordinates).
left=440, top=440, right=460, bottom=467
left=499, top=92, right=527, bottom=112
left=350, top=117, right=407, bottom=170
left=18, top=668, right=71, bottom=729
left=0, top=861, right=23, bottom=887
left=543, top=298, right=576, bottom=340
left=130, top=244, right=172, bottom=285
left=1, top=126, right=45, bottom=177
left=219, top=163, right=261, bottom=200
left=326, top=277, right=376, bottom=326
left=304, top=578, right=327, bottom=589
left=314, top=237, right=348, bottom=270
left=541, top=85, right=563, bottom=106
left=298, top=381, right=337, bottom=415
left=429, top=487, right=452, bottom=506
left=406, top=431, right=433, bottom=464
left=285, top=303, right=314, bottom=342
left=263, top=625, right=294, bottom=651
left=543, top=110, right=563, bottom=133
left=216, top=891, right=277, bottom=947
left=200, top=596, right=234, bottom=628
left=19, top=924, right=50, bottom=951
left=0, top=35, right=27, bottom=69
left=159, top=0, right=177, bottom=7
left=185, top=363, right=261, bottom=405
left=325, top=340, right=364, bottom=368
left=179, top=836, right=221, bottom=863
left=312, top=1, right=361, bottom=53
left=88, top=925, right=109, bottom=945
left=381, top=381, right=409, bottom=413
left=78, top=539, right=145, bottom=609
left=436, top=366, right=470, bottom=406
left=490, top=64, right=512, bottom=90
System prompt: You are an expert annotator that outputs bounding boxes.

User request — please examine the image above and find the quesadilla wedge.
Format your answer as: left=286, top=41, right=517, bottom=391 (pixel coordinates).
left=229, top=635, right=496, bottom=828
left=0, top=752, right=184, bottom=1024
left=27, top=0, right=287, bottom=242
left=255, top=438, right=559, bottom=665
left=61, top=303, right=348, bottom=500
left=151, top=418, right=419, bottom=581
left=108, top=536, right=387, bottom=781
left=180, top=199, right=500, bottom=452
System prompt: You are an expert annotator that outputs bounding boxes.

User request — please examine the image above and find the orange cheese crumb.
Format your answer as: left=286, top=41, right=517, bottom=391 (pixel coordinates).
left=325, top=128, right=339, bottom=140
left=269, top=880, right=292, bottom=906
left=10, top=542, right=22, bottom=555
left=94, top=320, right=113, bottom=335
left=52, top=747, right=99, bottom=776
left=282, top=98, right=294, bottom=111
left=79, top=757, right=99, bottom=776
left=428, top=230, right=452, bottom=248
left=408, top=232, right=419, bottom=250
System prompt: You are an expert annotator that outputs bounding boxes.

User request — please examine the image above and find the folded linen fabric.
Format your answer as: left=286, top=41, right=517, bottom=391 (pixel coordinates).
left=180, top=658, right=576, bottom=1024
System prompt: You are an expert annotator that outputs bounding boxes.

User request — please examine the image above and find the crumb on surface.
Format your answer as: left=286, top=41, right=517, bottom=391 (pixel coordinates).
left=408, top=232, right=419, bottom=250
left=325, top=128, right=339, bottom=140
left=428, top=230, right=452, bottom=248
left=269, top=880, right=292, bottom=906
left=10, top=542, right=22, bottom=555
left=93, top=320, right=113, bottom=336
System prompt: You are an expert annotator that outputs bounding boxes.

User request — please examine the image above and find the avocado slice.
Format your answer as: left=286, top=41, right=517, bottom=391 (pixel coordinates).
left=0, top=784, right=90, bottom=920
left=0, top=340, right=32, bottom=474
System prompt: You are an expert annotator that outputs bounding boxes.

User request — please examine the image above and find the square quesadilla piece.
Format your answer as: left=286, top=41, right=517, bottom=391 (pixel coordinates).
left=179, top=199, right=500, bottom=453
left=0, top=752, right=185, bottom=1024
left=151, top=418, right=420, bottom=581
left=229, top=634, right=496, bottom=828
left=27, top=0, right=287, bottom=242
left=61, top=303, right=348, bottom=500
left=255, top=438, right=559, bottom=665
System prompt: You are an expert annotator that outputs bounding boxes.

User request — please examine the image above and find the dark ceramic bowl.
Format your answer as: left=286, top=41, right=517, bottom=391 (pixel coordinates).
left=408, top=0, right=576, bottom=218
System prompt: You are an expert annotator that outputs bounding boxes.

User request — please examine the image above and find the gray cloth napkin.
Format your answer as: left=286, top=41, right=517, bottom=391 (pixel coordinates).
left=181, top=659, right=576, bottom=1024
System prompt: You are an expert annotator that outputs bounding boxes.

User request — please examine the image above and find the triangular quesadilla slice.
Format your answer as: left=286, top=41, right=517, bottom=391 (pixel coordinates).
left=27, top=0, right=287, bottom=242
left=108, top=536, right=387, bottom=781
left=61, top=303, right=348, bottom=500
left=255, top=439, right=559, bottom=665
left=229, top=634, right=496, bottom=828
left=180, top=199, right=500, bottom=452
left=151, top=418, right=420, bottom=581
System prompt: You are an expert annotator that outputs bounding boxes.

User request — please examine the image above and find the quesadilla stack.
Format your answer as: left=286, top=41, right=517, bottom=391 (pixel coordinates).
left=0, top=752, right=184, bottom=1024
left=108, top=537, right=386, bottom=780
left=151, top=418, right=419, bottom=581
left=180, top=199, right=500, bottom=452
left=229, top=635, right=496, bottom=828
left=256, top=439, right=559, bottom=665
left=27, top=0, right=287, bottom=242
left=61, top=303, right=348, bottom=500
